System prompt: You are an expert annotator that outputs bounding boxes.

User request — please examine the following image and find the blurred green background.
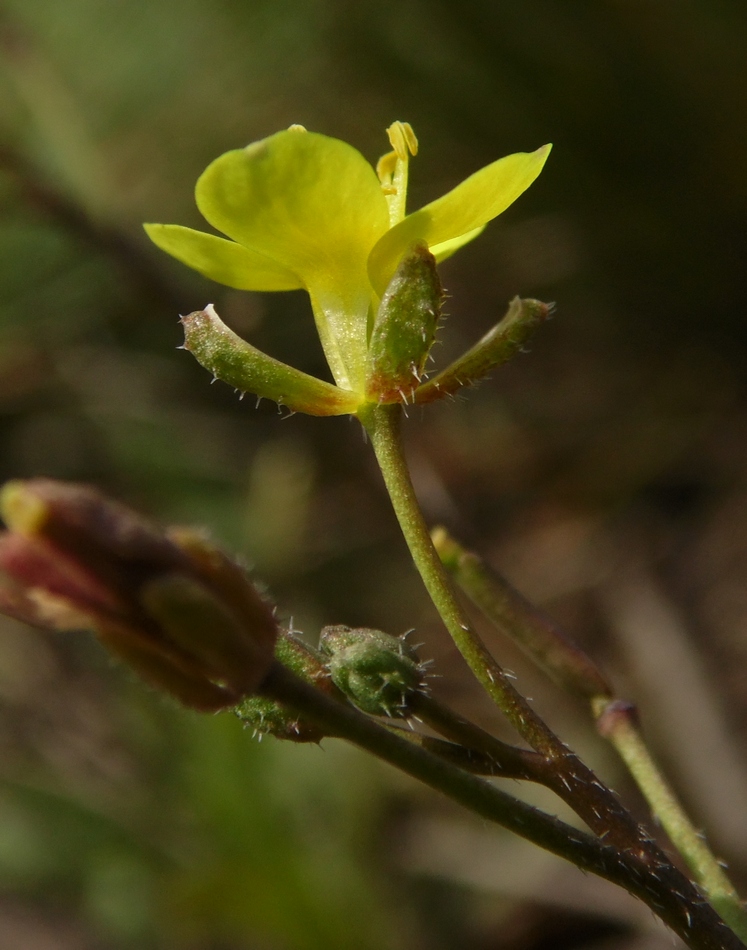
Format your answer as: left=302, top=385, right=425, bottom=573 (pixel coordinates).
left=1, top=1, right=747, bottom=947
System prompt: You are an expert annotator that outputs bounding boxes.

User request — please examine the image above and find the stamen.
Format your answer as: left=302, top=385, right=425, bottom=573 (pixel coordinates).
left=378, top=122, right=418, bottom=227
left=386, top=121, right=418, bottom=159
left=376, top=151, right=398, bottom=187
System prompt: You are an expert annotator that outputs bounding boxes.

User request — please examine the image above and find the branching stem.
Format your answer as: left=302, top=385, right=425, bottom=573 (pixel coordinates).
left=432, top=523, right=747, bottom=941
left=356, top=401, right=744, bottom=950
left=260, top=661, right=743, bottom=950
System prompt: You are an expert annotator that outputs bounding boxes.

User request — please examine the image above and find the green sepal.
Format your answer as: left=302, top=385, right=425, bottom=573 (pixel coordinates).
left=365, top=243, right=442, bottom=404
left=320, top=625, right=425, bottom=718
left=182, top=305, right=362, bottom=416
left=414, top=297, right=550, bottom=404
left=234, top=631, right=334, bottom=742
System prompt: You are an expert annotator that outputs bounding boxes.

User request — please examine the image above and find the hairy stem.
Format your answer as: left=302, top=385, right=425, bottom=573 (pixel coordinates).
left=260, top=661, right=744, bottom=950
left=409, top=691, right=546, bottom=781
left=359, top=404, right=644, bottom=846
left=358, top=404, right=557, bottom=752
left=596, top=700, right=747, bottom=941
left=382, top=725, right=539, bottom=778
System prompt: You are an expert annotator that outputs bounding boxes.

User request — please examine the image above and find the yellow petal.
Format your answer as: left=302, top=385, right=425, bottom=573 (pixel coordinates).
left=430, top=225, right=485, bottom=264
left=144, top=224, right=301, bottom=291
left=196, top=128, right=390, bottom=389
left=368, top=145, right=552, bottom=295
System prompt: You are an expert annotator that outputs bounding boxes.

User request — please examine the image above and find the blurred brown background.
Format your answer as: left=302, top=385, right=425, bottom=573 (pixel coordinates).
left=0, top=1, right=746, bottom=947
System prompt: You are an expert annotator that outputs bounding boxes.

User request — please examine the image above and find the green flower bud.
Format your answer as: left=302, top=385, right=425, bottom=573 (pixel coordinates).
left=320, top=625, right=426, bottom=718
left=365, top=242, right=442, bottom=404
left=235, top=630, right=334, bottom=742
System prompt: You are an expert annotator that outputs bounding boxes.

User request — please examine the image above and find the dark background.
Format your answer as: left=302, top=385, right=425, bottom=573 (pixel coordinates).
left=0, top=1, right=746, bottom=947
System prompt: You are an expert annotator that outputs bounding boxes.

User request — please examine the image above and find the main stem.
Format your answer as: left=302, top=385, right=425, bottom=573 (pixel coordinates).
left=360, top=404, right=636, bottom=841
left=359, top=403, right=557, bottom=754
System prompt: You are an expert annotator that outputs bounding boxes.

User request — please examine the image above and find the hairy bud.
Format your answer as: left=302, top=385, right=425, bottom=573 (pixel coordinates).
left=320, top=625, right=426, bottom=718
left=365, top=242, right=442, bottom=404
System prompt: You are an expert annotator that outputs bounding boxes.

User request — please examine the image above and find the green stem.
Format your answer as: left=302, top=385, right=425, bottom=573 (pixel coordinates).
left=382, top=724, right=538, bottom=778
left=409, top=692, right=547, bottom=781
left=259, top=661, right=744, bottom=950
left=358, top=403, right=650, bottom=850
left=359, top=403, right=558, bottom=754
left=432, top=527, right=612, bottom=699
left=596, top=700, right=747, bottom=941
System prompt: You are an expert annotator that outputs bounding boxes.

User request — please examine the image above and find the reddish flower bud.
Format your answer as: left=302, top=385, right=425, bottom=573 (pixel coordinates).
left=0, top=480, right=278, bottom=711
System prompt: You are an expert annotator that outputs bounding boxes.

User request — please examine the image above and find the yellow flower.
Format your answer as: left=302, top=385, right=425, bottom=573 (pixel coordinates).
left=145, top=123, right=550, bottom=414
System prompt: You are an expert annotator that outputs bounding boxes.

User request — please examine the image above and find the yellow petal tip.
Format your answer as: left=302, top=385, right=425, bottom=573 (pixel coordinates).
left=0, top=482, right=49, bottom=536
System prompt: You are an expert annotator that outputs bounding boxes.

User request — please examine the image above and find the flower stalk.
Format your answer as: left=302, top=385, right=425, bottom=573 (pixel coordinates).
left=358, top=404, right=659, bottom=845
left=596, top=700, right=747, bottom=939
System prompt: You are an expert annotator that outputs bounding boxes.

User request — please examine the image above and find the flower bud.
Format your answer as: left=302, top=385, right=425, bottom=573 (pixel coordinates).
left=319, top=625, right=426, bottom=718
left=235, top=630, right=336, bottom=742
left=0, top=479, right=278, bottom=711
left=365, top=242, right=442, bottom=404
